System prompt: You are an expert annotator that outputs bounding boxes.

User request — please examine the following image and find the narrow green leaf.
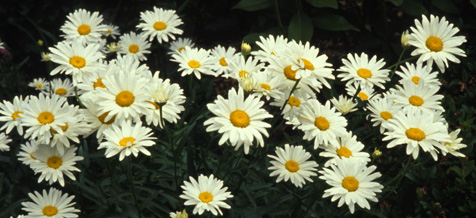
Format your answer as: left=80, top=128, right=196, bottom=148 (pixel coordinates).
left=471, top=0, right=476, bottom=8
left=431, top=0, right=459, bottom=13
left=450, top=166, right=463, bottom=177
left=313, top=13, right=359, bottom=32
left=305, top=0, right=338, bottom=9
left=232, top=0, right=273, bottom=11
left=464, top=160, right=474, bottom=178
left=389, top=0, right=404, bottom=6
left=288, top=11, right=313, bottom=42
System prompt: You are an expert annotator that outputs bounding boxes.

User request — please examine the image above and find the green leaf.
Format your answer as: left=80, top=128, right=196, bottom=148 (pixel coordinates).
left=451, top=166, right=463, bottom=177
left=305, top=0, right=338, bottom=9
left=288, top=11, right=314, bottom=42
left=389, top=0, right=404, bottom=6
left=232, top=0, right=273, bottom=11
left=313, top=13, right=359, bottom=32
left=464, top=160, right=474, bottom=178
left=471, top=0, right=476, bottom=8
left=431, top=0, right=459, bottom=13
left=399, top=0, right=428, bottom=16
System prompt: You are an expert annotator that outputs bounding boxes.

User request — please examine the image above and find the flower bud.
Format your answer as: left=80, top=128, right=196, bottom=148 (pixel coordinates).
left=401, top=30, right=411, bottom=48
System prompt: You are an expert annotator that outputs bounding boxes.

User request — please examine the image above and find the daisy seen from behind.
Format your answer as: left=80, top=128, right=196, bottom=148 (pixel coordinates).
left=118, top=32, right=151, bottom=61
left=171, top=47, right=215, bottom=79
left=137, top=7, right=183, bottom=43
left=60, top=8, right=107, bottom=45
left=180, top=174, right=233, bottom=216
left=319, top=158, right=383, bottom=214
left=204, top=87, right=272, bottom=154
left=298, top=99, right=348, bottom=149
left=98, top=119, right=156, bottom=161
left=408, top=14, right=466, bottom=73
left=382, top=109, right=450, bottom=160
left=268, top=144, right=319, bottom=188
left=21, top=187, right=80, bottom=218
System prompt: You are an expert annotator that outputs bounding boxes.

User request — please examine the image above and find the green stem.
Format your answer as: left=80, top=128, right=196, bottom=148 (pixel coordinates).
left=123, top=159, right=143, bottom=218
left=280, top=79, right=301, bottom=111
left=382, top=157, right=414, bottom=200
left=389, top=47, right=407, bottom=78
left=274, top=0, right=284, bottom=33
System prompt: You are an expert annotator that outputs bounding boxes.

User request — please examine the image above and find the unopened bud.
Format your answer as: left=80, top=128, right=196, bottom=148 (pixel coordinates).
left=241, top=41, right=251, bottom=55
left=38, top=40, right=43, bottom=46
left=372, top=148, right=382, bottom=159
left=401, top=30, right=411, bottom=48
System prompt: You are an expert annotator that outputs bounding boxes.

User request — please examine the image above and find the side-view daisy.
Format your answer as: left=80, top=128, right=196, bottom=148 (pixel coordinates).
left=0, top=95, right=28, bottom=135
left=442, top=128, right=467, bottom=157
left=180, top=174, right=233, bottom=216
left=28, top=78, right=49, bottom=92
left=0, top=132, right=12, bottom=152
left=319, top=158, right=383, bottom=214
left=408, top=14, right=467, bottom=73
left=268, top=144, right=319, bottom=188
left=137, top=7, right=183, bottom=43
left=204, top=87, right=272, bottom=154
left=21, top=187, right=80, bottom=218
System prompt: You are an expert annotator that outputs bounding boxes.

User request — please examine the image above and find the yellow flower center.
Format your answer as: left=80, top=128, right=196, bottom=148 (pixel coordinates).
left=357, top=68, right=372, bottom=79
left=299, top=58, right=314, bottom=70
left=115, top=91, right=135, bottom=107
left=336, top=147, right=352, bottom=158
left=77, top=24, right=91, bottom=35
left=55, top=88, right=67, bottom=96
left=178, top=47, right=185, bottom=52
left=93, top=78, right=106, bottom=89
left=30, top=151, right=37, bottom=160
left=153, top=21, right=167, bottom=31
left=426, top=36, right=443, bottom=52
left=285, top=160, right=299, bottom=172
left=51, top=123, right=68, bottom=134
left=147, top=101, right=161, bottom=109
left=230, top=110, right=250, bottom=128
left=119, top=137, right=136, bottom=147
left=69, top=56, right=86, bottom=68
left=358, top=92, right=369, bottom=101
left=409, top=95, right=423, bottom=106
left=271, top=51, right=276, bottom=56
left=47, top=156, right=63, bottom=169
left=288, top=96, right=301, bottom=107
left=38, top=112, right=54, bottom=124
left=239, top=70, right=249, bottom=78
left=128, top=44, right=139, bottom=54
left=199, top=192, right=213, bottom=203
left=37, top=84, right=43, bottom=89
left=405, top=128, right=426, bottom=141
left=12, top=111, right=23, bottom=120
left=42, top=205, right=58, bottom=216
left=260, top=84, right=271, bottom=91
left=219, top=57, right=228, bottom=66
left=284, top=65, right=297, bottom=81
left=314, top=116, right=330, bottom=130
left=411, top=76, right=420, bottom=85
left=106, top=30, right=112, bottom=34
left=97, top=111, right=116, bottom=124
left=342, top=176, right=359, bottom=192
left=188, top=60, right=201, bottom=68
left=380, top=111, right=393, bottom=120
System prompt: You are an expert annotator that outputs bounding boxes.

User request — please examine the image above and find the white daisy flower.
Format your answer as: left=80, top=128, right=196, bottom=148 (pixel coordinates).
left=408, top=14, right=467, bottom=73
left=144, top=72, right=186, bottom=128
left=137, top=7, right=183, bottom=43
left=49, top=40, right=105, bottom=85
left=382, top=110, right=450, bottom=160
left=31, top=144, right=84, bottom=186
left=103, top=23, right=120, bottom=39
left=270, top=89, right=313, bottom=128
left=250, top=70, right=283, bottom=101
left=171, top=47, right=215, bottom=79
left=210, top=45, right=239, bottom=77
left=346, top=83, right=376, bottom=102
left=366, top=96, right=400, bottom=133
left=98, top=119, right=156, bottom=161
left=0, top=132, right=12, bottom=152
left=251, top=34, right=288, bottom=62
left=60, top=9, right=107, bottom=45
left=170, top=209, right=188, bottom=218
left=112, top=54, right=151, bottom=77
left=395, top=62, right=441, bottom=87
left=0, top=95, right=28, bottom=135
left=28, top=78, right=49, bottom=92
left=17, top=140, right=40, bottom=167
left=204, top=87, right=272, bottom=154
left=50, top=78, right=75, bottom=98
left=50, top=114, right=91, bottom=155
left=268, top=144, right=319, bottom=188
left=319, top=133, right=371, bottom=167
left=78, top=97, right=116, bottom=141
left=21, top=187, right=80, bottom=218
left=168, top=37, right=195, bottom=55
left=118, top=32, right=151, bottom=61
left=180, top=174, right=233, bottom=216
left=330, top=95, right=358, bottom=115
left=338, top=53, right=390, bottom=89
left=41, top=52, right=51, bottom=62
left=21, top=94, right=76, bottom=144
left=442, top=128, right=466, bottom=158
left=298, top=100, right=348, bottom=149
left=95, top=70, right=153, bottom=122
left=227, top=55, right=264, bottom=80
left=319, top=158, right=383, bottom=214
left=390, top=79, right=444, bottom=113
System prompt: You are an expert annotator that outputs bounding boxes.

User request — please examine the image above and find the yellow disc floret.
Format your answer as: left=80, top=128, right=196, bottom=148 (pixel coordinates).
left=239, top=70, right=249, bottom=78
left=55, top=88, right=67, bottom=96
left=342, top=176, right=359, bottom=192
left=285, top=160, right=300, bottom=172
left=188, top=60, right=201, bottom=68
left=315, top=116, right=330, bottom=130
left=260, top=84, right=271, bottom=90
left=411, top=76, right=420, bottom=85
left=409, top=95, right=424, bottom=106
left=357, top=68, right=372, bottom=79
left=153, top=21, right=167, bottom=31
left=69, top=56, right=86, bottom=68
left=116, top=91, right=135, bottom=107
left=336, top=147, right=352, bottom=158
left=219, top=57, right=228, bottom=66
left=299, top=58, right=314, bottom=70
left=284, top=65, right=297, bottom=81
left=12, top=111, right=23, bottom=120
left=119, top=137, right=136, bottom=147
left=38, top=112, right=54, bottom=124
left=288, top=96, right=301, bottom=107
left=230, top=110, right=250, bottom=128
left=358, top=92, right=369, bottom=101
left=406, top=128, right=426, bottom=141
left=128, top=44, right=139, bottom=54
left=426, top=36, right=443, bottom=52
left=97, top=111, right=116, bottom=124
left=199, top=192, right=213, bottom=203
left=77, top=24, right=91, bottom=35
left=42, top=205, right=58, bottom=216
left=380, top=111, right=393, bottom=120
left=47, top=156, right=63, bottom=169
left=93, top=78, right=106, bottom=89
